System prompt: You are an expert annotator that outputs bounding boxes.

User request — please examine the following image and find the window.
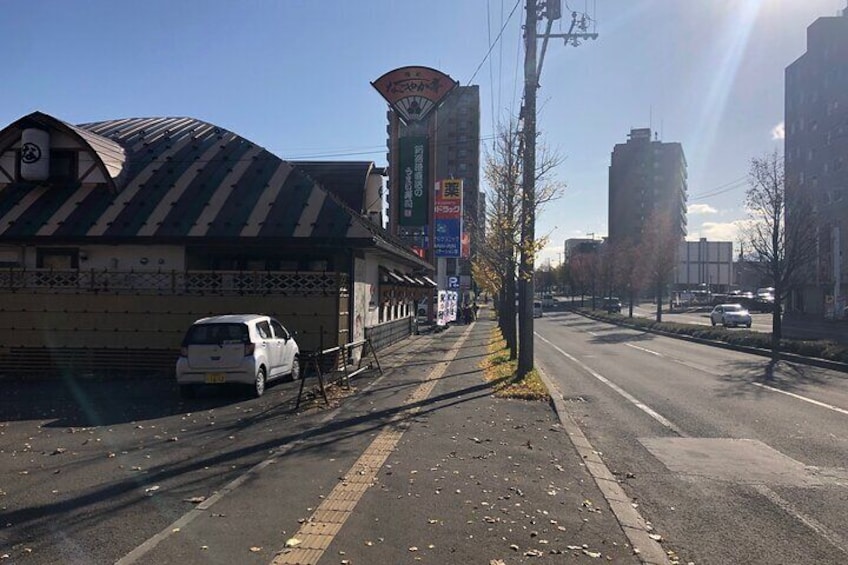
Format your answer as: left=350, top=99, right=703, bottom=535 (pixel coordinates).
left=36, top=247, right=79, bottom=269
left=270, top=319, right=289, bottom=340
left=49, top=150, right=77, bottom=181
left=256, top=321, right=272, bottom=339
left=17, top=149, right=78, bottom=182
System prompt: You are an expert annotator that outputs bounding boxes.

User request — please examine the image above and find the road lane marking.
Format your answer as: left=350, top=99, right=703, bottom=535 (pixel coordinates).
left=753, top=484, right=848, bottom=555
left=625, top=343, right=663, bottom=357
left=752, top=383, right=848, bottom=417
left=536, top=333, right=684, bottom=435
left=536, top=368, right=672, bottom=565
left=271, top=323, right=475, bottom=565
left=116, top=333, right=444, bottom=565
left=537, top=330, right=848, bottom=559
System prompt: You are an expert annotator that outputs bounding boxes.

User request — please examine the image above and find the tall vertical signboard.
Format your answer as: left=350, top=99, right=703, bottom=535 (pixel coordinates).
left=434, top=179, right=462, bottom=257
left=397, top=137, right=429, bottom=226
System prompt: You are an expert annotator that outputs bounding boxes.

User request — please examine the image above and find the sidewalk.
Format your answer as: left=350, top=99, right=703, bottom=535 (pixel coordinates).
left=125, top=315, right=642, bottom=564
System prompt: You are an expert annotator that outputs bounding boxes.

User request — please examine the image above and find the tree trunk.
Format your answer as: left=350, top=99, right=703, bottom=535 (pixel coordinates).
left=655, top=281, right=663, bottom=323
left=504, top=267, right=517, bottom=360
left=771, top=284, right=782, bottom=363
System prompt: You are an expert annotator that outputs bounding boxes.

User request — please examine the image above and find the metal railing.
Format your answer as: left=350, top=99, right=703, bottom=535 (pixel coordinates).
left=364, top=317, right=414, bottom=350
left=296, top=339, right=382, bottom=408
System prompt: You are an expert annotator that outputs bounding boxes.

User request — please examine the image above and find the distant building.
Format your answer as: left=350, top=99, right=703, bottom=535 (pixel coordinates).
left=608, top=128, right=687, bottom=245
left=785, top=6, right=848, bottom=317
left=675, top=239, right=733, bottom=293
left=564, top=238, right=601, bottom=262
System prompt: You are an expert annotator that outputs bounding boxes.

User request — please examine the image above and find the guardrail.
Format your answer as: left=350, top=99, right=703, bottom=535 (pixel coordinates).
left=295, top=339, right=383, bottom=408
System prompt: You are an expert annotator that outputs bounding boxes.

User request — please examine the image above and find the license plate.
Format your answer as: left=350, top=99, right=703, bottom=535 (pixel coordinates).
left=206, top=373, right=226, bottom=384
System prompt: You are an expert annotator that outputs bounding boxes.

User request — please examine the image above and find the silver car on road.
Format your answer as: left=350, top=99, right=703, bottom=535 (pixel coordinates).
left=710, top=303, right=752, bottom=328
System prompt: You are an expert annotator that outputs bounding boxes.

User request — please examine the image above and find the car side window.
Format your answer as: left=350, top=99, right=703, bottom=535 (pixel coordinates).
left=270, top=319, right=288, bottom=340
left=256, top=321, right=272, bottom=340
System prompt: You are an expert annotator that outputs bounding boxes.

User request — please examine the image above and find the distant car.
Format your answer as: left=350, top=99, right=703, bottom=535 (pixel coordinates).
left=710, top=304, right=752, bottom=328
left=602, top=297, right=622, bottom=313
left=533, top=301, right=543, bottom=318
left=175, top=314, right=300, bottom=398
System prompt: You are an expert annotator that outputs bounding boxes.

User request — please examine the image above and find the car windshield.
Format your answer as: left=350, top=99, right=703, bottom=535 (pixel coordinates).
left=184, top=323, right=249, bottom=345
left=724, top=305, right=744, bottom=312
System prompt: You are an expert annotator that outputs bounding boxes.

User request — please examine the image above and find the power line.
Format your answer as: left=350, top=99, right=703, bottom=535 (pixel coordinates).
left=689, top=175, right=748, bottom=200
left=466, top=0, right=522, bottom=86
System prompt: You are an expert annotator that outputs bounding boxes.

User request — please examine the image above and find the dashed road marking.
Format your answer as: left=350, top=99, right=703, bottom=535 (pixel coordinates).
left=752, top=382, right=848, bottom=417
left=537, top=329, right=848, bottom=560
left=625, top=343, right=663, bottom=357
left=536, top=333, right=684, bottom=436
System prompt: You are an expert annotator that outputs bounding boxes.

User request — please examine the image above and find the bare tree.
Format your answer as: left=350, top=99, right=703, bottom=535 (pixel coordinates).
left=610, top=238, right=644, bottom=317
left=473, top=120, right=563, bottom=368
left=475, top=120, right=523, bottom=359
left=743, top=151, right=816, bottom=361
left=639, top=211, right=682, bottom=322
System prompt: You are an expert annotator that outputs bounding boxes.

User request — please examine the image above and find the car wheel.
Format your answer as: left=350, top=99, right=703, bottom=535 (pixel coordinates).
left=179, top=384, right=196, bottom=399
left=253, top=367, right=266, bottom=398
left=290, top=355, right=301, bottom=381
left=746, top=322, right=752, bottom=328
left=711, top=319, right=716, bottom=326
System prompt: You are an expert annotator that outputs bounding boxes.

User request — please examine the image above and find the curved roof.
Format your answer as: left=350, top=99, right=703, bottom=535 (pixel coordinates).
left=292, top=161, right=375, bottom=213
left=0, top=111, right=127, bottom=189
left=0, top=114, right=426, bottom=270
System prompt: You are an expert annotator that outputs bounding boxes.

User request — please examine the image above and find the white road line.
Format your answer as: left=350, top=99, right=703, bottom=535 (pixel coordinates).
left=753, top=484, right=848, bottom=555
left=625, top=343, right=663, bottom=357
left=536, top=333, right=684, bottom=436
left=538, top=326, right=848, bottom=559
left=537, top=368, right=672, bottom=565
left=752, top=383, right=848, bottom=417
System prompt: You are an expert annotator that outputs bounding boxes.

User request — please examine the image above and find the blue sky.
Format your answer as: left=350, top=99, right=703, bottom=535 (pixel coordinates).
left=2, top=0, right=845, bottom=265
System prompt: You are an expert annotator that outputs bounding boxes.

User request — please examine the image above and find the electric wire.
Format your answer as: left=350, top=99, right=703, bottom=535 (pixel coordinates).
left=466, top=0, right=522, bottom=86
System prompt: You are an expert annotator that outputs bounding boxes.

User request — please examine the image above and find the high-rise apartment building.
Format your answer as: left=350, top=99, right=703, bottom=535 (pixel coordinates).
left=785, top=6, right=848, bottom=317
left=608, top=128, right=687, bottom=245
left=386, top=85, right=481, bottom=294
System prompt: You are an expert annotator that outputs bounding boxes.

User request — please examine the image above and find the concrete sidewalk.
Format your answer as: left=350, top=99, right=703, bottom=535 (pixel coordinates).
left=123, top=315, right=645, bottom=564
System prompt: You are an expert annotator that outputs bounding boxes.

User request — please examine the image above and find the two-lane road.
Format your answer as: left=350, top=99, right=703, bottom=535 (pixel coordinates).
left=535, top=310, right=848, bottom=564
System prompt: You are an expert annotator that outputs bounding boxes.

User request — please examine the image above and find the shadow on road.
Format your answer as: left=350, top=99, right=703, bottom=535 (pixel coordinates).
left=715, top=358, right=834, bottom=399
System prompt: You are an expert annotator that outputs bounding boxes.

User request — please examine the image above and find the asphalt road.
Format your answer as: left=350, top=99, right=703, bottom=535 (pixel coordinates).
left=535, top=310, right=848, bottom=565
left=630, top=304, right=775, bottom=333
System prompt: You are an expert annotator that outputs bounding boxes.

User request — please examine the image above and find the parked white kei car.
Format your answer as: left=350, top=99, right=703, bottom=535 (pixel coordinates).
left=175, top=314, right=300, bottom=398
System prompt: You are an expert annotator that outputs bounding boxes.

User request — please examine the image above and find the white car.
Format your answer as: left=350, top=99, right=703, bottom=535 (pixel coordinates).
left=533, top=301, right=543, bottom=318
left=176, top=314, right=300, bottom=398
left=710, top=304, right=752, bottom=328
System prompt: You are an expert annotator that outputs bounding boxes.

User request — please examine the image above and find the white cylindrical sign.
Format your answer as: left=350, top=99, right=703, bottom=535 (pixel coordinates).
left=20, top=128, right=50, bottom=181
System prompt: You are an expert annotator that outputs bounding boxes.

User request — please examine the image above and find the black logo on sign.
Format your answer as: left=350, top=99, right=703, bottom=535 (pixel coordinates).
left=21, top=142, right=42, bottom=164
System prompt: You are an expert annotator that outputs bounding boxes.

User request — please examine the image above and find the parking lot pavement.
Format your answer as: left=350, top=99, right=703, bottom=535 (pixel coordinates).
left=102, top=316, right=642, bottom=565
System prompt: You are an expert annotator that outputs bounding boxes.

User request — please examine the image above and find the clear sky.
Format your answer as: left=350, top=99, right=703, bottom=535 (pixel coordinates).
left=2, top=0, right=845, bottom=266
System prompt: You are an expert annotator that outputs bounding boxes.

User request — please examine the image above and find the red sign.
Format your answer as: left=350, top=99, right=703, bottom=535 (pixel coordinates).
left=372, top=66, right=458, bottom=124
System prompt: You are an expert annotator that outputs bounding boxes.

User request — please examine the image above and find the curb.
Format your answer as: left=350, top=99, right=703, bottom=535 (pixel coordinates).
left=537, top=367, right=671, bottom=565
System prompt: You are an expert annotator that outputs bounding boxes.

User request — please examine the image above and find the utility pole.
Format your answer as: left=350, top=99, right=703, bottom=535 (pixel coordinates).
left=517, top=0, right=538, bottom=377
left=518, top=0, right=598, bottom=377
